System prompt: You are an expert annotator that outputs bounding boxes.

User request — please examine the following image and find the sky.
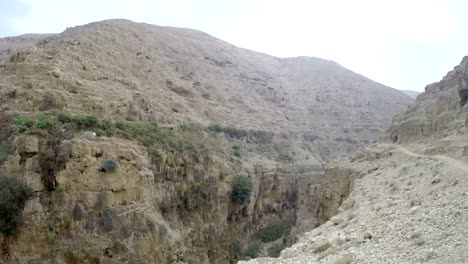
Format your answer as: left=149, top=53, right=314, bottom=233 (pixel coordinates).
left=1, top=0, right=467, bottom=92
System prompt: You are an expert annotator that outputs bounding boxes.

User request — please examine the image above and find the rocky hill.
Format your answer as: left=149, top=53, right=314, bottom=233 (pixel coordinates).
left=242, top=57, right=468, bottom=263
left=0, top=33, right=55, bottom=64
left=0, top=20, right=412, bottom=263
left=0, top=19, right=411, bottom=163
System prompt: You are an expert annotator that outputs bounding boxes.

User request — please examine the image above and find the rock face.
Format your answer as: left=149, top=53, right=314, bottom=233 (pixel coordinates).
left=242, top=57, right=468, bottom=263
left=0, top=19, right=413, bottom=263
left=2, top=134, right=302, bottom=263
left=386, top=56, right=468, bottom=146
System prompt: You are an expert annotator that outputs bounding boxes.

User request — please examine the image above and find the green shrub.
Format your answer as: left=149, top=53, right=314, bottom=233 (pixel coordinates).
left=0, top=175, right=32, bottom=236
left=0, top=143, right=10, bottom=164
left=57, top=112, right=73, bottom=123
left=277, top=152, right=293, bottom=162
left=232, top=145, right=241, bottom=158
left=207, top=124, right=223, bottom=134
left=34, top=112, right=56, bottom=129
left=12, top=114, right=34, bottom=132
left=180, top=120, right=201, bottom=132
left=257, top=220, right=293, bottom=242
left=243, top=240, right=261, bottom=259
left=159, top=223, right=168, bottom=238
left=100, top=159, right=117, bottom=173
left=286, top=188, right=298, bottom=204
left=231, top=175, right=253, bottom=204
left=76, top=115, right=99, bottom=129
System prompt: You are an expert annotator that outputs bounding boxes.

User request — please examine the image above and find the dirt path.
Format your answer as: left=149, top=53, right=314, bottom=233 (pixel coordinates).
left=382, top=143, right=468, bottom=173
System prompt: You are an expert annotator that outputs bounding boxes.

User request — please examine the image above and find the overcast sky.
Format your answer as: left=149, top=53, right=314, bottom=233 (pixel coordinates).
left=1, top=0, right=467, bottom=92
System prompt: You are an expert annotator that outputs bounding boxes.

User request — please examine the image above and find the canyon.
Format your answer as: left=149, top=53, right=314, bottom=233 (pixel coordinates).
left=0, top=19, right=434, bottom=264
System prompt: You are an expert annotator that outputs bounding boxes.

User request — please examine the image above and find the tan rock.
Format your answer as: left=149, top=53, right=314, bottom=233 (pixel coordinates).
left=18, top=135, right=39, bottom=155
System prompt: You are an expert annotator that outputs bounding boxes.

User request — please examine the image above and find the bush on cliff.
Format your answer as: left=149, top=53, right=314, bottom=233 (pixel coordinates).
left=231, top=175, right=253, bottom=204
left=0, top=175, right=32, bottom=236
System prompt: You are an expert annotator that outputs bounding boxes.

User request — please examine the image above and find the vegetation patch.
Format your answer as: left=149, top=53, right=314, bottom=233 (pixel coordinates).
left=158, top=223, right=168, bottom=238
left=0, top=143, right=10, bottom=164
left=207, top=123, right=222, bottom=134
left=242, top=239, right=261, bottom=259
left=256, top=220, right=294, bottom=243
left=231, top=175, right=253, bottom=204
left=0, top=175, right=32, bottom=236
left=232, top=145, right=241, bottom=158
left=12, top=111, right=222, bottom=178
left=100, top=159, right=118, bottom=173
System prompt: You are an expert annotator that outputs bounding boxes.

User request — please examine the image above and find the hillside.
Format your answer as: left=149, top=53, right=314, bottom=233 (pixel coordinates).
left=242, top=57, right=468, bottom=263
left=400, top=90, right=420, bottom=99
left=0, top=33, right=56, bottom=64
left=0, top=19, right=411, bottom=163
left=0, top=20, right=412, bottom=263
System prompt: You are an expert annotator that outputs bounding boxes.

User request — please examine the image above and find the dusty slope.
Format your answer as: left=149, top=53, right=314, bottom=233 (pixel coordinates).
left=0, top=19, right=412, bottom=163
left=0, top=33, right=56, bottom=63
left=242, top=57, right=468, bottom=263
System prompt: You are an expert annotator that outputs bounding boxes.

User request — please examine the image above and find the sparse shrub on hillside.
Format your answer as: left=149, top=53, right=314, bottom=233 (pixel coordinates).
left=286, top=188, right=298, bottom=204
left=256, top=220, right=293, bottom=242
left=207, top=123, right=223, bottom=134
left=231, top=175, right=253, bottom=204
left=76, top=115, right=99, bottom=129
left=100, top=159, right=117, bottom=173
left=0, top=175, right=32, bottom=236
left=0, top=143, right=10, bottom=164
left=57, top=111, right=73, bottom=123
left=159, top=223, right=168, bottom=238
left=33, top=112, right=56, bottom=129
left=243, top=240, right=261, bottom=259
left=223, top=127, right=248, bottom=139
left=180, top=120, right=201, bottom=132
left=232, top=145, right=241, bottom=157
left=275, top=146, right=293, bottom=163
left=249, top=130, right=273, bottom=144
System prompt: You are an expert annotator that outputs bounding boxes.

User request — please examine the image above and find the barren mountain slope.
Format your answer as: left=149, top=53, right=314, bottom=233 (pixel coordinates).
left=0, top=19, right=412, bottom=162
left=242, top=57, right=468, bottom=263
left=0, top=33, right=56, bottom=63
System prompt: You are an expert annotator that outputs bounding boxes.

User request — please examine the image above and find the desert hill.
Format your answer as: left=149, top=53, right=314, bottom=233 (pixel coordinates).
left=0, top=19, right=411, bottom=163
